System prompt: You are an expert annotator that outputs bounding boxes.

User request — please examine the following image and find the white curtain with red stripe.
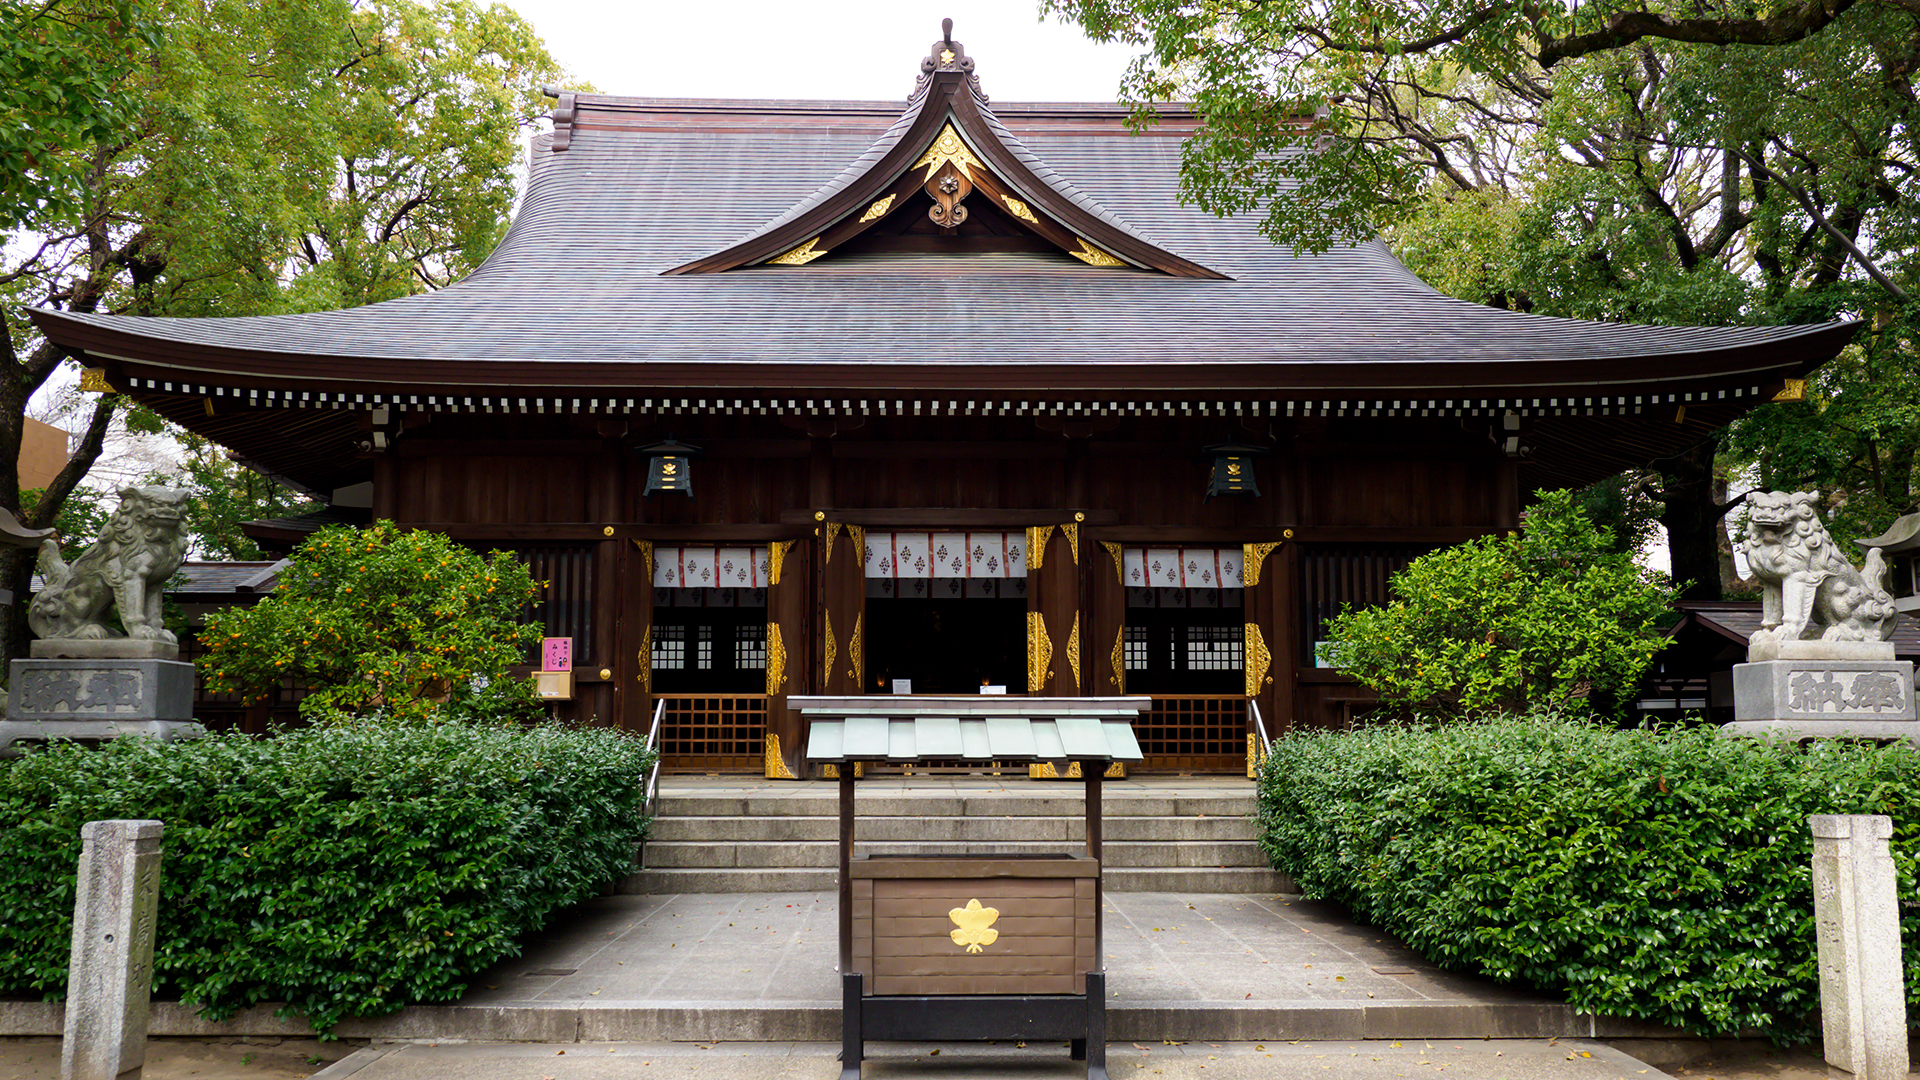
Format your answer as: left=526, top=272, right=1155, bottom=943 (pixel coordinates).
left=863, top=532, right=1028, bottom=578
left=652, top=547, right=770, bottom=588
left=1122, top=547, right=1244, bottom=589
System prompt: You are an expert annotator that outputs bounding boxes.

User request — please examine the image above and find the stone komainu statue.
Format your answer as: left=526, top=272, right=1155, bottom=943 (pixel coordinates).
left=1743, top=490, right=1899, bottom=647
left=28, top=486, right=190, bottom=644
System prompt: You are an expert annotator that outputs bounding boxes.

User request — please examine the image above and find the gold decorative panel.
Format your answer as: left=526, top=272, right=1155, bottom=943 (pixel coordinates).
left=913, top=124, right=983, bottom=181
left=1069, top=239, right=1124, bottom=267
left=1109, top=626, right=1125, bottom=694
left=848, top=613, right=864, bottom=684
left=78, top=368, right=117, bottom=393
left=769, top=237, right=827, bottom=265
left=824, top=611, right=837, bottom=684
left=849, top=525, right=865, bottom=563
left=1061, top=522, right=1080, bottom=564
left=1026, top=525, right=1054, bottom=570
left=1247, top=733, right=1263, bottom=779
left=1001, top=195, right=1038, bottom=224
left=1027, top=611, right=1052, bottom=693
left=765, top=623, right=787, bottom=695
left=636, top=541, right=655, bottom=583
left=1065, top=613, right=1081, bottom=694
left=768, top=540, right=793, bottom=585
left=1243, top=542, right=1281, bottom=587
left=1245, top=622, right=1271, bottom=699
left=823, top=522, right=842, bottom=565
left=858, top=195, right=896, bottom=223
left=765, top=732, right=796, bottom=779
left=1101, top=541, right=1124, bottom=585
left=638, top=625, right=652, bottom=693
left=1773, top=378, right=1808, bottom=402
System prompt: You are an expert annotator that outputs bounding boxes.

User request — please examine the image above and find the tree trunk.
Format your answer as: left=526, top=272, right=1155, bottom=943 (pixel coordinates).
left=1659, top=441, right=1732, bottom=600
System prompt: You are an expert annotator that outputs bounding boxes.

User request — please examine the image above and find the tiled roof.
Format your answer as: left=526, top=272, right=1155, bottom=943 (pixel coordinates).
left=32, top=94, right=1854, bottom=399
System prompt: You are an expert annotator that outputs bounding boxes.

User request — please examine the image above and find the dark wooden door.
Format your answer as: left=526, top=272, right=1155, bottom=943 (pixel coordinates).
left=818, top=522, right=865, bottom=695
left=1243, top=540, right=1294, bottom=775
left=619, top=540, right=655, bottom=732
left=1026, top=523, right=1081, bottom=696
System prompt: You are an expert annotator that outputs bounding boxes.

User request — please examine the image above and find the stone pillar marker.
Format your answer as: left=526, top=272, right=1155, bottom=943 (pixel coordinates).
left=61, top=820, right=164, bottom=1080
left=1809, top=814, right=1906, bottom=1080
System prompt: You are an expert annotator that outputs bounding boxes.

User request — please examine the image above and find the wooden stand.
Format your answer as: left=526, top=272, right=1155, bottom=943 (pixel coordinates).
left=834, top=765, right=1111, bottom=1080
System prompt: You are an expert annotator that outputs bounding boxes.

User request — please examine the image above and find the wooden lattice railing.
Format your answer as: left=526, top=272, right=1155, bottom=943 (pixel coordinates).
left=654, top=693, right=767, bottom=771
left=1135, top=695, right=1248, bottom=772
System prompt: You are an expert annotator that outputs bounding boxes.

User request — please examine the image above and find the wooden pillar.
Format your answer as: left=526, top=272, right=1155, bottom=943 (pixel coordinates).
left=1089, top=541, right=1127, bottom=697
left=818, top=519, right=866, bottom=695
left=617, top=540, right=655, bottom=733
left=1243, top=538, right=1292, bottom=774
left=764, top=538, right=813, bottom=778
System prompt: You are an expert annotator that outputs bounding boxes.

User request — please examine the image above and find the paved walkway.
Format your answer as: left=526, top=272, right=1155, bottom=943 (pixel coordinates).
left=1, top=776, right=1667, bottom=1047
left=313, top=1038, right=1678, bottom=1080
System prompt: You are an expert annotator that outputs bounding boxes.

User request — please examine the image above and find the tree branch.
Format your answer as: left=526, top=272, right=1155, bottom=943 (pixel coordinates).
left=1536, top=0, right=1861, bottom=69
left=1741, top=151, right=1911, bottom=301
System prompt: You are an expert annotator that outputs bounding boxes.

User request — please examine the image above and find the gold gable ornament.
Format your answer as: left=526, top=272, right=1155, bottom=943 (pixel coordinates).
left=769, top=237, right=827, bottom=266
left=78, top=368, right=117, bottom=393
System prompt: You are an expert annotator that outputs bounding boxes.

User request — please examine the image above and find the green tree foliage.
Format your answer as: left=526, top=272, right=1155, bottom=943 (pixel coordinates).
left=199, top=523, right=543, bottom=725
left=1323, top=490, right=1676, bottom=715
left=0, top=0, right=566, bottom=665
left=149, top=432, right=318, bottom=560
left=1046, top=0, right=1920, bottom=590
left=1257, top=715, right=1920, bottom=1041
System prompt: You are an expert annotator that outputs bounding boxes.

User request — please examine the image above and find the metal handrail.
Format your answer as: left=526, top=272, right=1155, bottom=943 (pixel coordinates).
left=1249, top=699, right=1272, bottom=757
left=642, top=698, right=666, bottom=819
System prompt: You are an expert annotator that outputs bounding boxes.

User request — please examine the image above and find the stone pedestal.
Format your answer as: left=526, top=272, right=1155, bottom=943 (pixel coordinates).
left=0, top=658, right=203, bottom=757
left=1722, top=659, right=1919, bottom=742
left=1810, top=815, right=1907, bottom=1080
left=61, top=819, right=164, bottom=1080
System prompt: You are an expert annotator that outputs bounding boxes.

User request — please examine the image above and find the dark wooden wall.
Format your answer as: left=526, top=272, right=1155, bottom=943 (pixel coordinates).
left=371, top=410, right=1517, bottom=754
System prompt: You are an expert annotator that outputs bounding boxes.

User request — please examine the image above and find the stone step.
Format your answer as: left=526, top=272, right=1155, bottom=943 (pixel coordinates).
left=648, top=814, right=1257, bottom=844
left=640, top=838, right=1270, bottom=869
left=1104, top=866, right=1297, bottom=893
left=613, top=864, right=1296, bottom=895
left=655, top=793, right=1256, bottom=819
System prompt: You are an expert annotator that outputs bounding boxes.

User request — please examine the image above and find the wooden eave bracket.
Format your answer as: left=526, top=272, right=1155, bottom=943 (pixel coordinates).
left=663, top=72, right=1229, bottom=279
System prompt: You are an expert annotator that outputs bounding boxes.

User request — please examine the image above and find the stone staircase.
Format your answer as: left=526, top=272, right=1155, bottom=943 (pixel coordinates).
left=616, top=778, right=1296, bottom=894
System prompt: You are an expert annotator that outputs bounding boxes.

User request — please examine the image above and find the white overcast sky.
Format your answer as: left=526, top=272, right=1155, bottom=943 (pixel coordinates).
left=492, top=0, right=1141, bottom=102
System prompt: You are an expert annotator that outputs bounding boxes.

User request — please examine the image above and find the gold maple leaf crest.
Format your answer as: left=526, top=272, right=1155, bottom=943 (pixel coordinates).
left=948, top=898, right=1000, bottom=954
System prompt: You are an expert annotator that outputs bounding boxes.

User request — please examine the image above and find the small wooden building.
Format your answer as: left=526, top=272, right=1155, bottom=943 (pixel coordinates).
left=32, top=28, right=1856, bottom=775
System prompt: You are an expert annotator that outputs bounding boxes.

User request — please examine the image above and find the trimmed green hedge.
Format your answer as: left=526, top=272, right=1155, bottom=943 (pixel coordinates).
left=1257, top=715, right=1919, bottom=1041
left=0, top=725, right=654, bottom=1033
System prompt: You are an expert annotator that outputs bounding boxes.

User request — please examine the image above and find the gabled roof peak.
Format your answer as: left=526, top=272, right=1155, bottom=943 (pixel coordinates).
left=665, top=23, right=1228, bottom=278
left=914, top=18, right=987, bottom=103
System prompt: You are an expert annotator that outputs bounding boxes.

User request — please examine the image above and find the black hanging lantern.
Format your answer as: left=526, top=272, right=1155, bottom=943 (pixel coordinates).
left=1202, top=442, right=1266, bottom=499
left=637, top=437, right=701, bottom=497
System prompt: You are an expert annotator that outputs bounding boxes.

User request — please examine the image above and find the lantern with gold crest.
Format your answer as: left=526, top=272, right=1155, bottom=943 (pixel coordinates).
left=1202, top=442, right=1266, bottom=499
left=637, top=437, right=701, bottom=497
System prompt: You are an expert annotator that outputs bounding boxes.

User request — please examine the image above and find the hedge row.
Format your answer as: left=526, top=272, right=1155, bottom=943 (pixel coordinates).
left=1256, top=715, right=1919, bottom=1041
left=0, top=724, right=654, bottom=1033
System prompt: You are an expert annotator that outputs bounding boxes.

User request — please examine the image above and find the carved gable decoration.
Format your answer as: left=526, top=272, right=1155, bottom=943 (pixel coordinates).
left=666, top=21, right=1227, bottom=279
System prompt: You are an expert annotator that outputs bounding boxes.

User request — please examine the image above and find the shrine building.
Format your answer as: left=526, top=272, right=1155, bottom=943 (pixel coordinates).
left=32, top=27, right=1856, bottom=777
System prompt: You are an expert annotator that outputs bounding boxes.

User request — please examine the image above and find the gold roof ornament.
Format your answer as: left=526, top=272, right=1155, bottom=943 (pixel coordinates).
left=1069, top=239, right=1125, bottom=267
left=768, top=237, right=827, bottom=266
left=914, top=124, right=983, bottom=182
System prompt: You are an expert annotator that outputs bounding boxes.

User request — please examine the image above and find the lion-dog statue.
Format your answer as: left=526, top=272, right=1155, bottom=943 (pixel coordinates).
left=1743, top=490, right=1898, bottom=649
left=29, top=486, right=190, bottom=644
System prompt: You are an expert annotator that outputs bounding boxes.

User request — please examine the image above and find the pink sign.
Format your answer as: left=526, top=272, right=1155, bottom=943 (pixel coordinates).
left=541, top=637, right=572, bottom=672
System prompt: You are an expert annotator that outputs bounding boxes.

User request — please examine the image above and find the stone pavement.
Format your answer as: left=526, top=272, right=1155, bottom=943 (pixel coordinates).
left=417, top=889, right=1630, bottom=1043
left=312, top=1037, right=1679, bottom=1080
